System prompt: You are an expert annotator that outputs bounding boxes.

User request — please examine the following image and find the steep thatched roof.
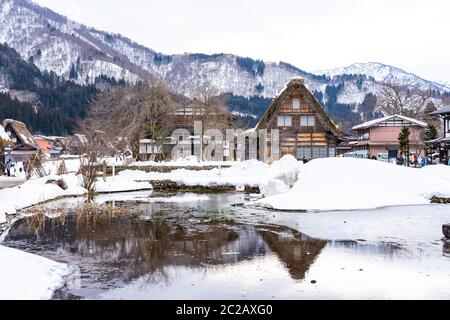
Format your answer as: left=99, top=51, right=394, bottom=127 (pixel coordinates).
left=256, top=78, right=339, bottom=136
left=70, top=134, right=88, bottom=147
left=2, top=119, right=37, bottom=148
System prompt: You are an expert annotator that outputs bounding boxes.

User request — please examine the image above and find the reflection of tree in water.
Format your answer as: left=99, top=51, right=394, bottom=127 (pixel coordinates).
left=256, top=225, right=327, bottom=280
left=5, top=210, right=345, bottom=288
left=5, top=214, right=266, bottom=282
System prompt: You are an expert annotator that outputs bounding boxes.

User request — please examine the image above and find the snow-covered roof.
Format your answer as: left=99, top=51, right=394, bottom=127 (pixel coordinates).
left=73, top=134, right=88, bottom=145
left=2, top=119, right=37, bottom=147
left=352, top=115, right=427, bottom=131
left=431, top=105, right=450, bottom=115
left=0, top=125, right=11, bottom=142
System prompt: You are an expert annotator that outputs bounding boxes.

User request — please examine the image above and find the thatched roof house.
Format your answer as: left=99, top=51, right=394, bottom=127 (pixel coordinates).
left=68, top=134, right=88, bottom=155
left=2, top=119, right=37, bottom=149
left=2, top=119, right=38, bottom=162
left=255, top=78, right=339, bottom=161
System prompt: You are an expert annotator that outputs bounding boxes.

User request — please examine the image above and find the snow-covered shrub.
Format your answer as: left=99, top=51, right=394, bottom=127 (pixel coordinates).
left=260, top=155, right=303, bottom=197
left=260, top=178, right=291, bottom=197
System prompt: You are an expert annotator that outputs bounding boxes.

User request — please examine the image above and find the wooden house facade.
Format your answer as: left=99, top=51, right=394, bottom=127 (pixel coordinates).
left=256, top=78, right=339, bottom=161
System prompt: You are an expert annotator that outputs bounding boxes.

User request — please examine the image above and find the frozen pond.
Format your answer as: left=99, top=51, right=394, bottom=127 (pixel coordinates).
left=1, top=191, right=450, bottom=300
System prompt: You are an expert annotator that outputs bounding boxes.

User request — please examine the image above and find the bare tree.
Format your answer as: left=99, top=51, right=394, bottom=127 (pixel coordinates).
left=84, top=81, right=177, bottom=158
left=377, top=81, right=432, bottom=118
left=79, top=141, right=98, bottom=202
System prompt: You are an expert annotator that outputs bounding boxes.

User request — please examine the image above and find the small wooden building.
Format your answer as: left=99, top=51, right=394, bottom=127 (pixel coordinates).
left=68, top=134, right=88, bottom=155
left=256, top=78, right=339, bottom=160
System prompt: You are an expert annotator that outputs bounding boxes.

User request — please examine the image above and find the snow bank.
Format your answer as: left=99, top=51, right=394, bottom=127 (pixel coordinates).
left=256, top=158, right=450, bottom=211
left=0, top=174, right=85, bottom=217
left=129, top=156, right=234, bottom=167
left=95, top=175, right=152, bottom=193
left=121, top=157, right=303, bottom=190
left=0, top=173, right=150, bottom=220
left=260, top=155, right=302, bottom=197
left=0, top=245, right=69, bottom=300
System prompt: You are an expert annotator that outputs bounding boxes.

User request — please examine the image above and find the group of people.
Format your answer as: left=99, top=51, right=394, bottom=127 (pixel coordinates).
left=395, top=154, right=450, bottom=167
left=3, top=159, right=30, bottom=177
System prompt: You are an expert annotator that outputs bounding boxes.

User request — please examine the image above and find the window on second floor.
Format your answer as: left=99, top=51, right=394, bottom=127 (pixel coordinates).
left=300, top=115, right=315, bottom=127
left=358, top=131, right=370, bottom=141
left=277, top=115, right=292, bottom=127
left=293, top=98, right=300, bottom=109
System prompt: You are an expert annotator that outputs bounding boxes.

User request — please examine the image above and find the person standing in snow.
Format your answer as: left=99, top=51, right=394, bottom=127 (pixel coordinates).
left=396, top=154, right=405, bottom=166
left=5, top=159, right=12, bottom=177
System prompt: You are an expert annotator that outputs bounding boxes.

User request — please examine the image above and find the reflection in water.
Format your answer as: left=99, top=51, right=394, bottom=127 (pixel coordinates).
left=257, top=225, right=326, bottom=280
left=444, top=241, right=450, bottom=257
left=3, top=199, right=329, bottom=298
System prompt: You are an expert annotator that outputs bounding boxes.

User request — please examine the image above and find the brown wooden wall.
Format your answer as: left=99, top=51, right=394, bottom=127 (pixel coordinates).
left=264, top=88, right=337, bottom=159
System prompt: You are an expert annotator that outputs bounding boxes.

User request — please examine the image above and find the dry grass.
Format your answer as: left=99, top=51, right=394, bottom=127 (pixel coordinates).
left=26, top=204, right=68, bottom=236
left=75, top=202, right=132, bottom=230
left=25, top=202, right=132, bottom=236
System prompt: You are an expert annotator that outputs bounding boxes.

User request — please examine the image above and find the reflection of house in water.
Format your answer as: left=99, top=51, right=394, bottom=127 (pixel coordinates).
left=4, top=215, right=267, bottom=281
left=257, top=226, right=327, bottom=280
left=4, top=212, right=329, bottom=283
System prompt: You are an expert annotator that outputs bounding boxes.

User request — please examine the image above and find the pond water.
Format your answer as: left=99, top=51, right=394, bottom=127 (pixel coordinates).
left=2, top=192, right=450, bottom=300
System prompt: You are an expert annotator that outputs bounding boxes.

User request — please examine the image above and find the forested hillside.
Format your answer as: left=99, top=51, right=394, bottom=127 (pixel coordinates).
left=0, top=43, right=97, bottom=135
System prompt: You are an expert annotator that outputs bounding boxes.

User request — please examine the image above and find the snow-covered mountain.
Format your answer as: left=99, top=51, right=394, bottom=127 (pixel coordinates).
left=1, top=0, right=449, bottom=108
left=315, top=62, right=450, bottom=93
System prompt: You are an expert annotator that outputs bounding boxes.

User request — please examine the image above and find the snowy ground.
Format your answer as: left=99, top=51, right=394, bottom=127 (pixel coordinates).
left=0, top=245, right=69, bottom=300
left=0, top=176, right=25, bottom=189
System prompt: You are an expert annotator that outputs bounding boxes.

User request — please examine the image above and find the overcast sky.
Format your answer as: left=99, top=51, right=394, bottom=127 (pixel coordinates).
left=34, top=0, right=450, bottom=83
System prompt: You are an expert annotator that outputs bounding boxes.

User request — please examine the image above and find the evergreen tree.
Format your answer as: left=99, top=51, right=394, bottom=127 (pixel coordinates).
left=423, top=124, right=438, bottom=156
left=69, top=63, right=77, bottom=80
left=398, top=127, right=410, bottom=166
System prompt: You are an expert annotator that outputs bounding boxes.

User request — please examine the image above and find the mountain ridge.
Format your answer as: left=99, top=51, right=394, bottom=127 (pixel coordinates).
left=1, top=0, right=449, bottom=133
left=2, top=0, right=449, bottom=99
